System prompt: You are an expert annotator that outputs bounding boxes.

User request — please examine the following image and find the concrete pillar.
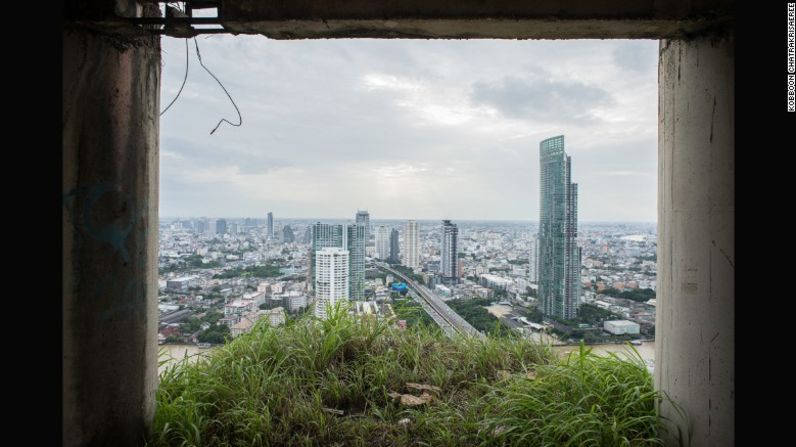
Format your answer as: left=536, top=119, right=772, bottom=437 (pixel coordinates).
left=656, top=34, right=734, bottom=446
left=62, top=24, right=160, bottom=446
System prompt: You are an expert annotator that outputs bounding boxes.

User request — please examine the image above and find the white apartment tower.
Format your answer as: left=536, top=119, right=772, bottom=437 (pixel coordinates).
left=529, top=233, right=539, bottom=283
left=375, top=225, right=390, bottom=260
left=403, top=220, right=419, bottom=269
left=314, top=247, right=350, bottom=319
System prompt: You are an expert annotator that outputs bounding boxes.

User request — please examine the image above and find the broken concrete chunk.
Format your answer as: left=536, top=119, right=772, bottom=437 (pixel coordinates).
left=400, top=394, right=427, bottom=406
left=496, top=370, right=512, bottom=381
left=405, top=382, right=442, bottom=393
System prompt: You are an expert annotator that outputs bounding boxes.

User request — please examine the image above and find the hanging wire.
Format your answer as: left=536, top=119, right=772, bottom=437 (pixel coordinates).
left=193, top=37, right=243, bottom=135
left=160, top=38, right=189, bottom=116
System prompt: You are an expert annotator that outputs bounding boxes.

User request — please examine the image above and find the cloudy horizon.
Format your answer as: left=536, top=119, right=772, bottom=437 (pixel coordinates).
left=160, top=36, right=658, bottom=222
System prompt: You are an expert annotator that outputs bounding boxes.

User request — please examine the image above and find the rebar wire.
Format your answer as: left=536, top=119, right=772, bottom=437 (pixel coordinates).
left=193, top=37, right=243, bottom=135
left=160, top=38, right=189, bottom=116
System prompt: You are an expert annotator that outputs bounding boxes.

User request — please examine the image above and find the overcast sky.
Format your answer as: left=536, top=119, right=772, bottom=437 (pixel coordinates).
left=159, top=36, right=658, bottom=222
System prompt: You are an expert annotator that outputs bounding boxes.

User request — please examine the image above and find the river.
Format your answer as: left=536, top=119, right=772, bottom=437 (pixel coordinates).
left=552, top=340, right=655, bottom=364
left=158, top=344, right=217, bottom=376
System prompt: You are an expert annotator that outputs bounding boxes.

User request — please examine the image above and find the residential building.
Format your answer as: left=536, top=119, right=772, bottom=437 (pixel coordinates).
left=403, top=220, right=419, bottom=269
left=309, top=223, right=345, bottom=292
left=314, top=247, right=350, bottom=319
left=528, top=233, right=539, bottom=283
left=283, top=225, right=295, bottom=243
left=215, top=219, right=227, bottom=235
left=375, top=225, right=390, bottom=260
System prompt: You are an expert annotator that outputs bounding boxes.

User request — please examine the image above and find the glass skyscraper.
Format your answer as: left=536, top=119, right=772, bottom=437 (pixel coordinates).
left=345, top=223, right=366, bottom=301
left=441, top=220, right=459, bottom=284
left=389, top=228, right=400, bottom=264
left=355, top=210, right=370, bottom=244
left=538, top=135, right=582, bottom=320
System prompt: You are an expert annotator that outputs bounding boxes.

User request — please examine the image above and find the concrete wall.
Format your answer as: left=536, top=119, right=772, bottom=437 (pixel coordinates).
left=656, top=34, right=734, bottom=446
left=62, top=23, right=160, bottom=447
left=218, top=0, right=733, bottom=39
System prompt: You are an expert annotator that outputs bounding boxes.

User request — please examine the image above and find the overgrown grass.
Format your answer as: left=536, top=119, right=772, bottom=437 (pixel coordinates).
left=150, top=306, right=673, bottom=446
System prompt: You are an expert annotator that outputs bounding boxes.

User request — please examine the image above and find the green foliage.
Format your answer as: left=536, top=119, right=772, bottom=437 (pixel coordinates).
left=391, top=298, right=434, bottom=327
left=158, top=254, right=221, bottom=274
left=152, top=311, right=671, bottom=446
left=164, top=335, right=182, bottom=344
left=483, top=344, right=673, bottom=446
left=366, top=270, right=388, bottom=281
left=179, top=317, right=202, bottom=334
left=196, top=323, right=230, bottom=344
left=576, top=303, right=623, bottom=326
left=516, top=306, right=543, bottom=323
left=214, top=264, right=282, bottom=279
left=602, top=287, right=657, bottom=303
left=201, top=311, right=223, bottom=324
left=446, top=298, right=514, bottom=337
left=389, top=265, right=425, bottom=284
left=507, top=258, right=528, bottom=265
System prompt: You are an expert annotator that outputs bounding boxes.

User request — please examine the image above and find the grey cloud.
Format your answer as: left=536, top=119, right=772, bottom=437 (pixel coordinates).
left=613, top=40, right=658, bottom=73
left=159, top=37, right=656, bottom=221
left=470, top=72, right=615, bottom=124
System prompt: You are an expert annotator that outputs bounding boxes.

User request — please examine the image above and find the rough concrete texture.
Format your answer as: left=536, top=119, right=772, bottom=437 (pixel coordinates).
left=220, top=18, right=731, bottom=40
left=218, top=0, right=733, bottom=39
left=62, top=24, right=160, bottom=447
left=656, top=34, right=734, bottom=446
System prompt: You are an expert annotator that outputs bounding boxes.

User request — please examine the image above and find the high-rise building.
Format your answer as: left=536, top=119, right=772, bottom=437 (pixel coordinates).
left=375, top=226, right=390, bottom=260
left=345, top=223, right=366, bottom=301
left=303, top=226, right=312, bottom=244
left=356, top=210, right=370, bottom=243
left=440, top=220, right=458, bottom=284
left=205, top=218, right=215, bottom=236
left=314, top=247, right=350, bottom=319
left=528, top=233, right=539, bottom=283
left=389, top=228, right=400, bottom=264
left=216, top=219, right=227, bottom=235
left=538, top=135, right=582, bottom=320
left=194, top=218, right=206, bottom=234
left=266, top=212, right=274, bottom=240
left=283, top=225, right=295, bottom=243
left=309, top=223, right=345, bottom=292
left=228, top=222, right=238, bottom=235
left=403, top=220, right=419, bottom=269
left=309, top=222, right=365, bottom=301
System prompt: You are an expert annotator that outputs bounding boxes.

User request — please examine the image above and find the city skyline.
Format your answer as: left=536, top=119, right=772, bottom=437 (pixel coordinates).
left=160, top=215, right=656, bottom=224
left=160, top=37, right=657, bottom=221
